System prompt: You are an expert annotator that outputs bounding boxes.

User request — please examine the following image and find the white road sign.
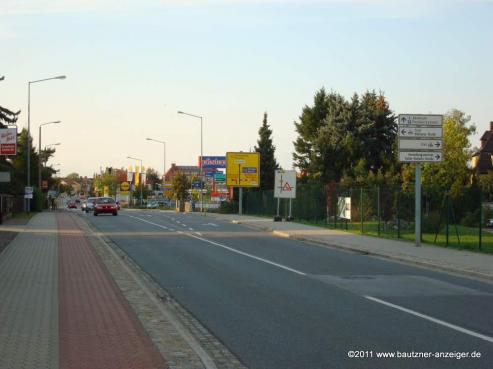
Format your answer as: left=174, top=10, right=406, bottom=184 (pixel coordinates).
left=398, top=114, right=443, bottom=127
left=399, top=151, right=443, bottom=162
left=274, top=170, right=297, bottom=199
left=398, top=114, right=443, bottom=163
left=399, top=139, right=442, bottom=150
left=398, top=127, right=442, bottom=138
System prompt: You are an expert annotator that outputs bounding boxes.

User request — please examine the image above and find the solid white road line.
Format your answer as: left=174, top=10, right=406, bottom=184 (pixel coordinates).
left=124, top=214, right=306, bottom=277
left=364, top=295, right=493, bottom=344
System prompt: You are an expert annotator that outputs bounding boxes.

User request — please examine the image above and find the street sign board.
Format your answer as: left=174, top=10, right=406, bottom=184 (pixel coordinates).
left=398, top=114, right=443, bottom=163
left=398, top=127, right=442, bottom=138
left=0, top=171, right=11, bottom=182
left=399, top=151, right=442, bottom=162
left=213, top=172, right=226, bottom=181
left=274, top=170, right=297, bottom=199
left=120, top=182, right=130, bottom=191
left=25, top=186, right=33, bottom=195
left=226, top=152, right=260, bottom=187
left=398, top=114, right=443, bottom=127
left=399, top=139, right=442, bottom=150
left=200, top=156, right=226, bottom=169
left=192, top=181, right=202, bottom=189
left=0, top=128, right=17, bottom=155
left=42, top=180, right=48, bottom=189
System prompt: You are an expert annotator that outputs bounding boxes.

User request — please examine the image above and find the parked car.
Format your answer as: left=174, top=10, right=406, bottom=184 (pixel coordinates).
left=93, top=197, right=118, bottom=216
left=85, top=197, right=99, bottom=213
left=146, top=200, right=158, bottom=209
left=67, top=201, right=77, bottom=209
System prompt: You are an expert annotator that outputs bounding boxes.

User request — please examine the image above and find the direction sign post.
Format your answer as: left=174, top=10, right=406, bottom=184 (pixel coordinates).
left=398, top=114, right=443, bottom=247
left=226, top=152, right=260, bottom=215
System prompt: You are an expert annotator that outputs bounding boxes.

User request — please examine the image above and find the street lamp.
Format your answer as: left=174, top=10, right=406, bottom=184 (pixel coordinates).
left=27, top=75, right=66, bottom=212
left=43, top=142, right=61, bottom=167
left=177, top=110, right=203, bottom=213
left=145, top=138, right=166, bottom=182
left=38, top=121, right=61, bottom=190
left=127, top=156, right=143, bottom=207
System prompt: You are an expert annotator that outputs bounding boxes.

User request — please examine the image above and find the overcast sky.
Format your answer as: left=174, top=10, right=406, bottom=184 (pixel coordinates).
left=1, top=0, right=492, bottom=177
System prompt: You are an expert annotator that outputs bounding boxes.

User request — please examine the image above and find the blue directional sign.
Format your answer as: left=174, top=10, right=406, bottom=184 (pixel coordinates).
left=242, top=167, right=257, bottom=173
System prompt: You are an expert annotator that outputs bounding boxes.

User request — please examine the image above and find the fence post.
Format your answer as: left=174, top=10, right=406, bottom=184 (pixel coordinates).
left=479, top=189, right=482, bottom=251
left=377, top=185, right=381, bottom=237
left=360, top=187, right=363, bottom=234
left=397, top=189, right=401, bottom=239
left=333, top=187, right=337, bottom=229
left=446, top=193, right=449, bottom=247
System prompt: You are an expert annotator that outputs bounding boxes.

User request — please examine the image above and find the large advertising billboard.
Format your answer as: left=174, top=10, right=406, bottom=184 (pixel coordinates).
left=226, top=152, right=260, bottom=187
left=0, top=128, right=17, bottom=155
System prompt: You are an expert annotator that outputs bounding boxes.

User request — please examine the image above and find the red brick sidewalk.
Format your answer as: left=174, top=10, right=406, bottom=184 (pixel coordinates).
left=57, top=212, right=166, bottom=369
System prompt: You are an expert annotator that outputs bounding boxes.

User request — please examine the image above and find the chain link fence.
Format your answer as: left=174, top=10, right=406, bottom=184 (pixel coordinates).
left=240, top=184, right=492, bottom=254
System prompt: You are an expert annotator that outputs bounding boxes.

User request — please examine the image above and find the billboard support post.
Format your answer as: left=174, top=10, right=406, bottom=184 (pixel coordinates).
left=239, top=187, right=243, bottom=215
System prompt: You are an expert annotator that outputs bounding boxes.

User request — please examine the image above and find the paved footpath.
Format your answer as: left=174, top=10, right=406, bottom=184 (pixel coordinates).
left=205, top=212, right=493, bottom=281
left=0, top=212, right=167, bottom=369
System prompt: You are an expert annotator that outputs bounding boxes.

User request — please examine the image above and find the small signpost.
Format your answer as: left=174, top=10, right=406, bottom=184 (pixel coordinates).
left=24, top=186, right=33, bottom=199
left=273, top=169, right=297, bottom=221
left=398, top=114, right=443, bottom=246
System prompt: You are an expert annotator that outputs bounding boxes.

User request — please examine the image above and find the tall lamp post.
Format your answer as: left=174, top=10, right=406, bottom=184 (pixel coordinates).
left=43, top=142, right=61, bottom=173
left=127, top=156, right=143, bottom=207
left=38, top=121, right=61, bottom=190
left=177, top=110, right=203, bottom=213
left=27, top=75, right=66, bottom=212
left=145, top=138, right=166, bottom=184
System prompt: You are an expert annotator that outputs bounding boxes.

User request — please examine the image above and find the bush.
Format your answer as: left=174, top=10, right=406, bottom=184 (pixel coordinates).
left=33, top=188, right=45, bottom=212
left=218, top=200, right=237, bottom=214
left=422, top=211, right=442, bottom=233
left=460, top=209, right=480, bottom=227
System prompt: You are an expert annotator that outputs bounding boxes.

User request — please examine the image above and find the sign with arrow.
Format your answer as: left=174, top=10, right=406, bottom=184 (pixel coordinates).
left=398, top=114, right=443, bottom=163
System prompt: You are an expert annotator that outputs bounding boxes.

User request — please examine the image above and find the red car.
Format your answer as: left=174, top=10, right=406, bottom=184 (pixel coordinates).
left=93, top=197, right=118, bottom=216
left=67, top=201, right=77, bottom=209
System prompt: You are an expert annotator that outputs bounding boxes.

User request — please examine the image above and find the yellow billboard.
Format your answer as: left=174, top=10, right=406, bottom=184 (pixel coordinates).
left=226, top=152, right=260, bottom=187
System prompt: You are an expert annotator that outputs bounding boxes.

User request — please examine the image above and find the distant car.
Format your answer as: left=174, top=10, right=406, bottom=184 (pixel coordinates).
left=146, top=201, right=158, bottom=209
left=85, top=197, right=99, bottom=213
left=93, top=197, right=118, bottom=216
left=67, top=201, right=77, bottom=209
left=487, top=219, right=493, bottom=228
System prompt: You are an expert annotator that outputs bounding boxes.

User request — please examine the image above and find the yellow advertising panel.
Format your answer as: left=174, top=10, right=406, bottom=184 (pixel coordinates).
left=226, top=152, right=260, bottom=187
left=135, top=166, right=140, bottom=186
left=120, top=182, right=130, bottom=191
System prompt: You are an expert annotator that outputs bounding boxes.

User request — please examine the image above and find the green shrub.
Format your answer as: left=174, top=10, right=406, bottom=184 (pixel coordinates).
left=422, top=211, right=442, bottom=233
left=460, top=210, right=480, bottom=227
left=219, top=200, right=237, bottom=214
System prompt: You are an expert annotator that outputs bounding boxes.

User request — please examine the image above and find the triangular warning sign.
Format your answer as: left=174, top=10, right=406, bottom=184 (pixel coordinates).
left=282, top=182, right=292, bottom=191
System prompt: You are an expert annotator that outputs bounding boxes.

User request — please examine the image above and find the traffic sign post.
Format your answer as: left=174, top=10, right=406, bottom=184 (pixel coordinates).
left=398, top=114, right=443, bottom=247
left=273, top=170, right=297, bottom=221
left=226, top=152, right=260, bottom=215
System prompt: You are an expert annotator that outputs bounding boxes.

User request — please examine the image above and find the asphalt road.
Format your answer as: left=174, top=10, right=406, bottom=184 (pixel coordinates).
left=83, top=209, right=493, bottom=369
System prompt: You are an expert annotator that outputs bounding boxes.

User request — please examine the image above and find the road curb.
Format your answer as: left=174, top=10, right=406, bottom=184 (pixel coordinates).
left=285, top=234, right=493, bottom=282
left=210, top=214, right=493, bottom=283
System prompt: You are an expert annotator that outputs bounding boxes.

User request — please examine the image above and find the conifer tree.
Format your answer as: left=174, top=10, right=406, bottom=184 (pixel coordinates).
left=255, top=112, right=279, bottom=190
